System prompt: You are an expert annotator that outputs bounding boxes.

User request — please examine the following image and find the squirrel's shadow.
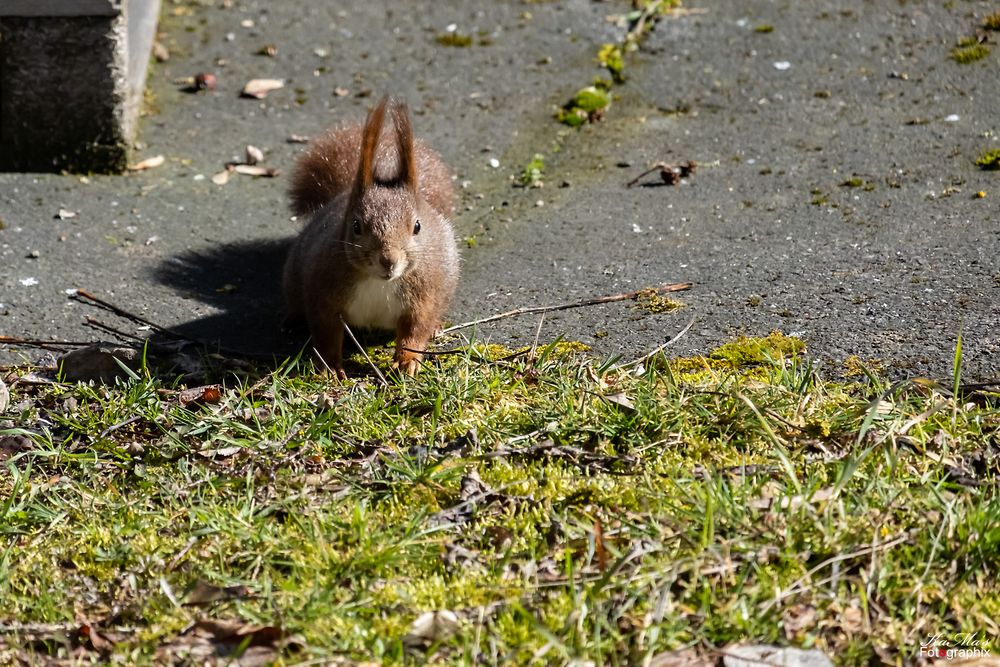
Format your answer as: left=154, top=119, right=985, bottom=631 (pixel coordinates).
left=148, top=237, right=394, bottom=376
left=149, top=237, right=300, bottom=361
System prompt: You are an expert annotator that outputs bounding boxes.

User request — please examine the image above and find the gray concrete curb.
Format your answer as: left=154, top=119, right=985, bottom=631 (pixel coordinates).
left=0, top=0, right=159, bottom=173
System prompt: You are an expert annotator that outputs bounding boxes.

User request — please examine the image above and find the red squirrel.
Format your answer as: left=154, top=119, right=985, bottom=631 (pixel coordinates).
left=283, top=97, right=459, bottom=378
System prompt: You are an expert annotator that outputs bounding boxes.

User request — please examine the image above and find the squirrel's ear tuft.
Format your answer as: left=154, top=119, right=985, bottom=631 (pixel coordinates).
left=355, top=96, right=389, bottom=195
left=391, top=99, right=418, bottom=194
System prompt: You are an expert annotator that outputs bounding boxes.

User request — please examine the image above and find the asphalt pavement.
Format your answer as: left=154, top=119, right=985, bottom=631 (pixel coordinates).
left=1, top=0, right=998, bottom=380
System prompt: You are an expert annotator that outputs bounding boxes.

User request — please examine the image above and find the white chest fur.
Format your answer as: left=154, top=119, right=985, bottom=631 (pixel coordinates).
left=343, top=277, right=405, bottom=330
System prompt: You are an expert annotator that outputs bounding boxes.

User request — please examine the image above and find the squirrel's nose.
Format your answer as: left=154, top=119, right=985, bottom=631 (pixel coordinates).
left=377, top=252, right=405, bottom=279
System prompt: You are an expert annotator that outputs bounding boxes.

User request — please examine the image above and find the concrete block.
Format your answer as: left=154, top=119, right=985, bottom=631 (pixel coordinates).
left=0, top=0, right=160, bottom=173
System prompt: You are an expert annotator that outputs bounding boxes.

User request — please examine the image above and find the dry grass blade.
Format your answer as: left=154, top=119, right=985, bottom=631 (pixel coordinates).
left=440, top=282, right=692, bottom=335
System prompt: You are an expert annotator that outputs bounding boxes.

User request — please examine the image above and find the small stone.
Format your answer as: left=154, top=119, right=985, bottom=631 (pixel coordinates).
left=0, top=379, right=8, bottom=413
left=58, top=344, right=141, bottom=383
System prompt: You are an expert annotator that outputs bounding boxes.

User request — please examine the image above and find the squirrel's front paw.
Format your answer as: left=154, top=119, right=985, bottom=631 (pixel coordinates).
left=391, top=351, right=422, bottom=377
left=318, top=365, right=348, bottom=381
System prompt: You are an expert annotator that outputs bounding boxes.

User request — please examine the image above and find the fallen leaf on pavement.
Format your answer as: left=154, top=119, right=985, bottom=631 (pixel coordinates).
left=244, top=145, right=264, bottom=165
left=129, top=155, right=165, bottom=171
left=241, top=78, right=284, bottom=99
left=234, top=164, right=280, bottom=177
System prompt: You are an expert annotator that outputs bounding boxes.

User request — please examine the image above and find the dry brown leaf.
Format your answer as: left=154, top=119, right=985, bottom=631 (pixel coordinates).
left=604, top=391, right=635, bottom=411
left=179, top=384, right=222, bottom=407
left=234, top=164, right=280, bottom=177
left=128, top=155, right=165, bottom=171
left=152, top=41, right=170, bottom=62
left=723, top=644, right=834, bottom=667
left=157, top=618, right=297, bottom=667
left=840, top=605, right=864, bottom=634
left=648, top=649, right=715, bottom=667
left=241, top=78, right=284, bottom=99
left=78, top=623, right=115, bottom=653
left=402, top=610, right=459, bottom=647
left=750, top=486, right=836, bottom=511
left=190, top=619, right=282, bottom=646
left=199, top=445, right=242, bottom=459
left=0, top=434, right=35, bottom=462
left=783, top=603, right=818, bottom=639
left=244, top=145, right=264, bottom=165
left=594, top=518, right=608, bottom=572
left=184, top=581, right=253, bottom=606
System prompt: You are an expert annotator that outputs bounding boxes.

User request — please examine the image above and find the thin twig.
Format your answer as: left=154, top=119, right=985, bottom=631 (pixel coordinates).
left=0, top=335, right=91, bottom=349
left=75, top=290, right=283, bottom=360
left=440, top=282, right=692, bottom=335
left=84, top=316, right=146, bottom=343
left=610, top=316, right=695, bottom=371
left=0, top=622, right=139, bottom=635
left=74, top=289, right=182, bottom=338
left=340, top=318, right=388, bottom=386
left=529, top=313, right=546, bottom=361
left=99, top=415, right=142, bottom=439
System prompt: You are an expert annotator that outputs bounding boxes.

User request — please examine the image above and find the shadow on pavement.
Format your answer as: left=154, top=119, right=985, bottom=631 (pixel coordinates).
left=149, top=237, right=300, bottom=360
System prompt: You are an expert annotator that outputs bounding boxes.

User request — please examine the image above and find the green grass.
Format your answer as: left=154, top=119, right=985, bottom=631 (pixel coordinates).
left=1, top=335, right=997, bottom=664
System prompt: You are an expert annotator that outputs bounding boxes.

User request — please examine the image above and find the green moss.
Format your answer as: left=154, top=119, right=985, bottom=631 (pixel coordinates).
left=840, top=177, right=864, bottom=188
left=710, top=332, right=805, bottom=367
left=436, top=33, right=473, bottom=47
left=519, top=153, right=546, bottom=188
left=842, top=355, right=883, bottom=378
left=985, top=11, right=1000, bottom=30
left=754, top=24, right=774, bottom=33
left=952, top=41, right=991, bottom=64
left=597, top=43, right=625, bottom=83
left=975, top=148, right=1000, bottom=170
left=633, top=289, right=685, bottom=314
left=570, top=85, right=611, bottom=112
left=550, top=341, right=591, bottom=356
left=556, top=85, right=611, bottom=127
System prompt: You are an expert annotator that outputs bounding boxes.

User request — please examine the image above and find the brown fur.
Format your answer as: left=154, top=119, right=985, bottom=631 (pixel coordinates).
left=289, top=104, right=454, bottom=219
left=283, top=97, right=460, bottom=378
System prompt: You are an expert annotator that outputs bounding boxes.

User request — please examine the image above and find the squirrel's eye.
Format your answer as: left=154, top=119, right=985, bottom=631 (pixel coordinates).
left=413, top=219, right=421, bottom=235
left=352, top=219, right=361, bottom=235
